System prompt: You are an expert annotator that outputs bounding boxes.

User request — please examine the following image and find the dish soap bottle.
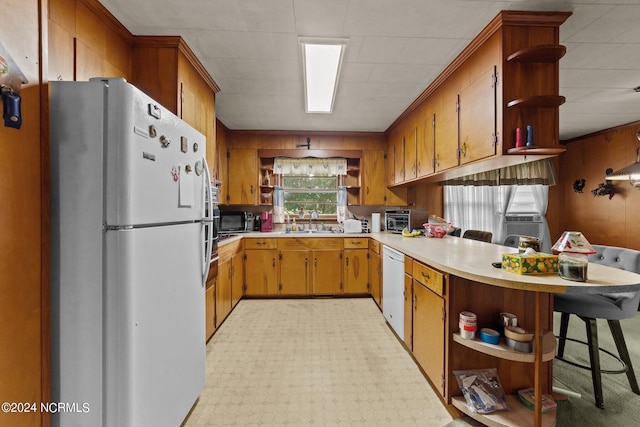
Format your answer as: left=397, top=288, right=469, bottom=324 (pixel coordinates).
left=291, top=218, right=297, bottom=231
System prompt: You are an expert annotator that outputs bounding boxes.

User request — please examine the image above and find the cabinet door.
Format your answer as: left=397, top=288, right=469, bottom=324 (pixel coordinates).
left=413, top=281, right=445, bottom=397
left=344, top=249, right=368, bottom=294
left=226, top=148, right=257, bottom=205
left=459, top=66, right=497, bottom=165
left=279, top=250, right=310, bottom=295
left=434, top=92, right=459, bottom=173
left=362, top=150, right=387, bottom=205
left=230, top=252, right=243, bottom=307
left=205, top=282, right=216, bottom=341
left=216, top=259, right=232, bottom=327
left=369, top=250, right=381, bottom=308
left=311, top=250, right=343, bottom=295
left=244, top=249, right=277, bottom=295
left=417, top=114, right=435, bottom=177
left=404, top=126, right=417, bottom=181
left=404, top=273, right=413, bottom=350
left=393, top=134, right=405, bottom=183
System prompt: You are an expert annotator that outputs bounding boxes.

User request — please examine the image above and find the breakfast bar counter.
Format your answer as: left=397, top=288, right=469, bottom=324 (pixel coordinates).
left=369, top=232, right=640, bottom=294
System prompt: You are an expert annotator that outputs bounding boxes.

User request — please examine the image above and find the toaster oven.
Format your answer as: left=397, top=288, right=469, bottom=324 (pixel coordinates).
left=384, top=209, right=429, bottom=233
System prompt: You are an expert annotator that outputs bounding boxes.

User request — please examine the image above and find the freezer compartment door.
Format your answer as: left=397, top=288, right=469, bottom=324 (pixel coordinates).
left=104, top=223, right=205, bottom=427
left=102, top=79, right=207, bottom=226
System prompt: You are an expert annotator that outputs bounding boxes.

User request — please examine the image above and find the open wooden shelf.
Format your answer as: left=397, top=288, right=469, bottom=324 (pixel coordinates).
left=506, top=146, right=566, bottom=156
left=452, top=331, right=556, bottom=363
left=452, top=395, right=556, bottom=427
left=506, top=96, right=565, bottom=109
left=507, top=45, right=566, bottom=63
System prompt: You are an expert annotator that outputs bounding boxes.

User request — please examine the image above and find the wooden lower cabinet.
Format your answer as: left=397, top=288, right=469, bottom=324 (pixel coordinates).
left=343, top=239, right=368, bottom=294
left=312, top=249, right=343, bottom=295
left=279, top=250, right=310, bottom=295
left=404, top=272, right=413, bottom=350
left=205, top=282, right=216, bottom=341
left=244, top=249, right=278, bottom=295
left=413, top=280, right=445, bottom=396
left=368, top=240, right=382, bottom=308
left=216, top=258, right=233, bottom=328
left=231, top=252, right=243, bottom=307
left=412, top=259, right=446, bottom=397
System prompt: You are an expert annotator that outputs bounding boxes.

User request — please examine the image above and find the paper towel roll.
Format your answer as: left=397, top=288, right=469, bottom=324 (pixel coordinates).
left=371, top=213, right=381, bottom=232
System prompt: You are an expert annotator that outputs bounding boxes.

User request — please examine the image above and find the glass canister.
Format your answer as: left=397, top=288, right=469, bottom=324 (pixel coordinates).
left=558, top=252, right=588, bottom=282
left=518, top=236, right=541, bottom=253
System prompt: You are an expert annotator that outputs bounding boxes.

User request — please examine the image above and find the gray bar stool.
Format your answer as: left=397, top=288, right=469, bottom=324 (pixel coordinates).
left=554, top=244, right=640, bottom=408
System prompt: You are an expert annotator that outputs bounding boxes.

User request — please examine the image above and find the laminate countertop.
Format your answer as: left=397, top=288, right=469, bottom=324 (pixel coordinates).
left=220, top=231, right=640, bottom=295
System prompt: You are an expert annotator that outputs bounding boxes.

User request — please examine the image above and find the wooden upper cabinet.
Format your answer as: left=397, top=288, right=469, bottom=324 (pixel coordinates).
left=362, top=150, right=387, bottom=205
left=226, top=148, right=257, bottom=205
left=434, top=90, right=460, bottom=173
left=417, top=113, right=435, bottom=178
left=459, top=66, right=497, bottom=165
left=393, top=133, right=405, bottom=183
left=131, top=37, right=219, bottom=175
left=404, top=125, right=418, bottom=181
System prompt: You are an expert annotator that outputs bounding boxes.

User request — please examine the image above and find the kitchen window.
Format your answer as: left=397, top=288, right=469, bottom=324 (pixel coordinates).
left=274, top=157, right=348, bottom=218
left=283, top=175, right=338, bottom=215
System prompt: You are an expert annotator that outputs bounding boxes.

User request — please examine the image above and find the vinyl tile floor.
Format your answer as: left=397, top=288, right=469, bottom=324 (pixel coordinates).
left=184, top=298, right=453, bottom=426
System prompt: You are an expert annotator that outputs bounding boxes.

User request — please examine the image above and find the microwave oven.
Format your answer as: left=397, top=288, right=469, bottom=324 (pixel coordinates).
left=384, top=209, right=429, bottom=233
left=220, top=211, right=253, bottom=233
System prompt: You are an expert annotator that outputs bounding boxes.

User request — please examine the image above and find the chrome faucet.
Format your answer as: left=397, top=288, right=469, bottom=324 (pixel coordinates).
left=310, top=209, right=318, bottom=229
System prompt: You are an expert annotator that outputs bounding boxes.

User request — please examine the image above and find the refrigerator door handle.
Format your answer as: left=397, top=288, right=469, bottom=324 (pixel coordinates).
left=201, top=157, right=213, bottom=287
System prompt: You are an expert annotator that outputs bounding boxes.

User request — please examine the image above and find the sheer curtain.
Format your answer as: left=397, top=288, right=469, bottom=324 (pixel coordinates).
left=530, top=185, right=552, bottom=253
left=444, top=186, right=500, bottom=242
left=495, top=186, right=517, bottom=244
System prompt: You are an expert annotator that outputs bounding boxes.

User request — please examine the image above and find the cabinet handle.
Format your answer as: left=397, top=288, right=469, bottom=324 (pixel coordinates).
left=314, top=258, right=317, bottom=267
left=421, top=272, right=430, bottom=280
left=272, top=258, right=276, bottom=267
left=351, top=241, right=361, bottom=245
left=414, top=295, right=418, bottom=310
left=256, top=241, right=265, bottom=245
left=366, top=186, right=369, bottom=194
left=250, top=185, right=254, bottom=194
left=460, top=142, right=467, bottom=158
left=346, top=257, right=349, bottom=266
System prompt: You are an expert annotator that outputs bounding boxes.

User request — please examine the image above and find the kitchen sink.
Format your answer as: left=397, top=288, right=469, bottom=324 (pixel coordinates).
left=280, top=229, right=340, bottom=235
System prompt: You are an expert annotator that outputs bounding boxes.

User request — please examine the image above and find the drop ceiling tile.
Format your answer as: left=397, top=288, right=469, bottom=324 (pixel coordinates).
left=293, top=0, right=348, bottom=36
left=238, top=0, right=295, bottom=33
left=564, top=5, right=640, bottom=42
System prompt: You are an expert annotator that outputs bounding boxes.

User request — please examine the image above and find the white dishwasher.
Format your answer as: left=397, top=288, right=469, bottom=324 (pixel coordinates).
left=382, top=245, right=405, bottom=340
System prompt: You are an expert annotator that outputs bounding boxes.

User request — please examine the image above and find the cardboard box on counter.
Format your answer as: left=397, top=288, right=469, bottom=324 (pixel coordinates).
left=502, top=253, right=559, bottom=275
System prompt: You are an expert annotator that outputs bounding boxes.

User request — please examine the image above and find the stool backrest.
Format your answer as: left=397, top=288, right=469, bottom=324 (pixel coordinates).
left=588, top=245, right=640, bottom=314
left=462, top=229, right=493, bottom=243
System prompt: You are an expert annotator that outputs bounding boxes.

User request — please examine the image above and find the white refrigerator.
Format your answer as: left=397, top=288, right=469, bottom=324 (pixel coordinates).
left=50, top=78, right=213, bottom=427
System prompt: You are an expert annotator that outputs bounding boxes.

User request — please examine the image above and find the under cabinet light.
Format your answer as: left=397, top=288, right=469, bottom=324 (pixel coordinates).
left=300, top=38, right=347, bottom=113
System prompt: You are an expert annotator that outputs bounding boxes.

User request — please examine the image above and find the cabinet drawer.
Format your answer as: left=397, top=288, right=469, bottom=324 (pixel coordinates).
left=344, top=237, right=368, bottom=248
left=404, top=256, right=413, bottom=276
left=277, top=238, right=309, bottom=250
left=244, top=238, right=277, bottom=250
left=412, top=261, right=444, bottom=296
left=368, top=239, right=380, bottom=254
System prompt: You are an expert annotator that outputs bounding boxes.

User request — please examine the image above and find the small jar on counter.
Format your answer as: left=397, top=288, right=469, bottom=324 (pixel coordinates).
left=558, top=252, right=588, bottom=282
left=518, top=236, right=541, bottom=253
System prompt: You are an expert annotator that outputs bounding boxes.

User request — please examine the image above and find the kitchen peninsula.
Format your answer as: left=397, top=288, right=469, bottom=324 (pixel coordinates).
left=217, top=232, right=640, bottom=427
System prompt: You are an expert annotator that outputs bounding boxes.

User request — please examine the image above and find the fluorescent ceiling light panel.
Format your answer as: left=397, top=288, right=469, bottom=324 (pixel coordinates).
left=301, top=38, right=347, bottom=113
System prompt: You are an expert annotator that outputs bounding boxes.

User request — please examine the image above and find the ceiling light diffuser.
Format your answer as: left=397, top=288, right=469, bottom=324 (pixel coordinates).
left=300, top=38, right=347, bottom=113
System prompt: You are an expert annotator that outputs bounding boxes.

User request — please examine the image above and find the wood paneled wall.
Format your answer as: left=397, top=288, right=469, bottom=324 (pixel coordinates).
left=0, top=1, right=47, bottom=426
left=554, top=121, right=640, bottom=250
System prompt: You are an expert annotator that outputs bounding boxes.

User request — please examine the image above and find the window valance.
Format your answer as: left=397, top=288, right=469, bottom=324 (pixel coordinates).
left=440, top=159, right=557, bottom=186
left=274, top=157, right=347, bottom=176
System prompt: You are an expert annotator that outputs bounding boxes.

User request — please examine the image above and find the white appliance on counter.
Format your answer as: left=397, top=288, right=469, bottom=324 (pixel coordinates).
left=50, top=78, right=213, bottom=427
left=382, top=245, right=405, bottom=339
